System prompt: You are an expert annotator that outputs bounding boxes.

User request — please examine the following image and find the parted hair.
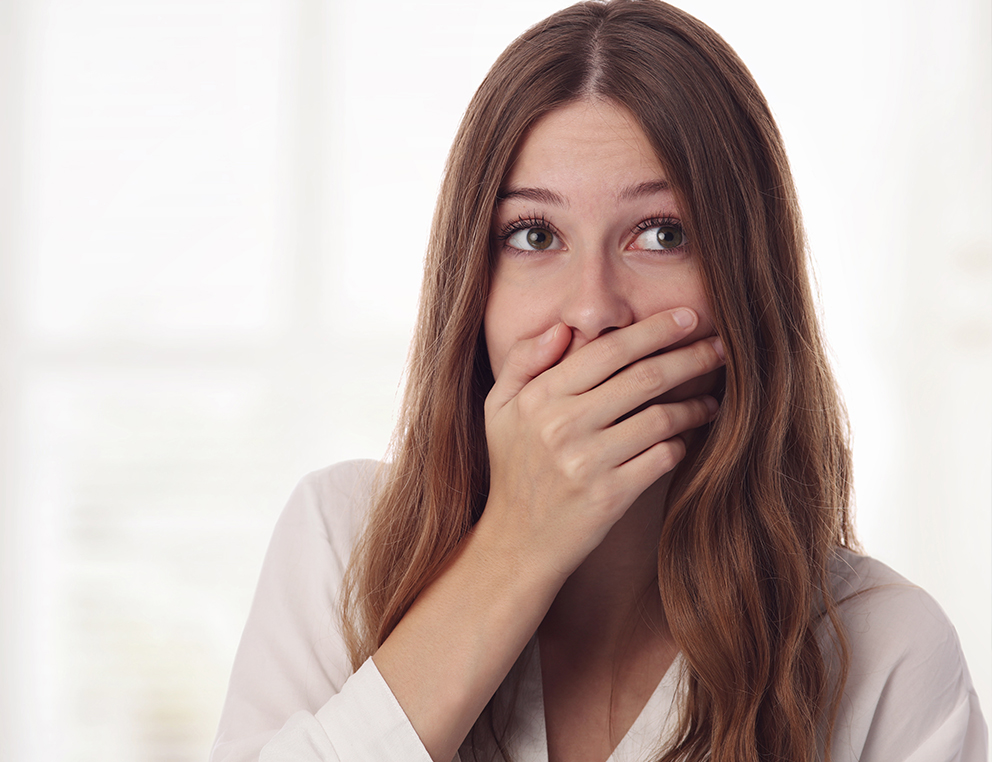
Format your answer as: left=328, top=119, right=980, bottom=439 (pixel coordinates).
left=340, top=2, right=857, bottom=760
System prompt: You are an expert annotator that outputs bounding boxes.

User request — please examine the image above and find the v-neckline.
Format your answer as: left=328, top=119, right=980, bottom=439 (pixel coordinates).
left=491, top=638, right=684, bottom=762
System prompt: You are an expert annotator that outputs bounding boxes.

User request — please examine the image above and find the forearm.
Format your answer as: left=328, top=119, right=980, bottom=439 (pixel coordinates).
left=371, top=312, right=723, bottom=761
left=372, top=514, right=565, bottom=762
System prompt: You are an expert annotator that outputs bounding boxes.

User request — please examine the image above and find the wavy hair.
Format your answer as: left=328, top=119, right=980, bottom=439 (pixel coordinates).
left=340, top=2, right=857, bottom=760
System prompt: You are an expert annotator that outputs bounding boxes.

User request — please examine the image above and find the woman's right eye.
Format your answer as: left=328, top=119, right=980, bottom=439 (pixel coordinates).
left=505, top=226, right=562, bottom=251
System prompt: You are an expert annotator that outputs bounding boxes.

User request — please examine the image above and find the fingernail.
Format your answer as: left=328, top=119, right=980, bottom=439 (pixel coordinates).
left=703, top=395, right=719, bottom=416
left=711, top=336, right=725, bottom=361
left=672, top=308, right=694, bottom=329
left=539, top=323, right=559, bottom=345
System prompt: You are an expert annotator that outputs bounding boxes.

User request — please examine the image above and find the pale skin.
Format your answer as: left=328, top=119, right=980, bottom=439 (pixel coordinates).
left=372, top=98, right=726, bottom=762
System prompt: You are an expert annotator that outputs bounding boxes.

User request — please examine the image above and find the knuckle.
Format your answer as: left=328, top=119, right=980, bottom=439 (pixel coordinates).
left=626, top=360, right=660, bottom=392
left=694, top=396, right=714, bottom=421
left=537, top=413, right=569, bottom=448
left=561, top=452, right=588, bottom=481
left=649, top=404, right=674, bottom=432
left=504, top=344, right=529, bottom=372
left=690, top=346, right=712, bottom=377
left=659, top=438, right=686, bottom=469
left=685, top=399, right=705, bottom=426
left=587, top=332, right=626, bottom=367
left=700, top=340, right=722, bottom=371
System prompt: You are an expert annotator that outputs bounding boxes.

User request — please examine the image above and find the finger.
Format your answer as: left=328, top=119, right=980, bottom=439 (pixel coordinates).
left=582, top=335, right=725, bottom=428
left=615, top=435, right=689, bottom=494
left=486, top=322, right=572, bottom=414
left=600, top=395, right=718, bottom=465
left=551, top=308, right=699, bottom=396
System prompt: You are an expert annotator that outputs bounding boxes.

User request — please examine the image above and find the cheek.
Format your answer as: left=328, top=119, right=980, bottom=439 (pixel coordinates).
left=484, top=276, right=563, bottom=380
left=483, top=284, right=526, bottom=380
left=681, top=269, right=715, bottom=335
left=633, top=268, right=714, bottom=340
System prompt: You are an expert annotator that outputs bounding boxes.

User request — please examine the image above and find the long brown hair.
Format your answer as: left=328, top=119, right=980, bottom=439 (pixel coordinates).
left=340, top=2, right=857, bottom=760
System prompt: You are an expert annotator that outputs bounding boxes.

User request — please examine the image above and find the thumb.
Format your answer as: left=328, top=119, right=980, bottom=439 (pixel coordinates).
left=487, top=322, right=571, bottom=413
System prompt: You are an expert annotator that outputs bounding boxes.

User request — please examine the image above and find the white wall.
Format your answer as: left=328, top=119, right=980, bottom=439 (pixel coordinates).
left=0, top=1, right=988, bottom=759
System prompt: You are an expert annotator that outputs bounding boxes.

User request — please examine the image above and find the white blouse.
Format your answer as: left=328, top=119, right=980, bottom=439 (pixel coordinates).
left=210, top=460, right=987, bottom=762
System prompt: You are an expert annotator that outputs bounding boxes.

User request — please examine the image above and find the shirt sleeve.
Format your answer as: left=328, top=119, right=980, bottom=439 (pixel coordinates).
left=826, top=552, right=988, bottom=762
left=209, top=461, right=433, bottom=762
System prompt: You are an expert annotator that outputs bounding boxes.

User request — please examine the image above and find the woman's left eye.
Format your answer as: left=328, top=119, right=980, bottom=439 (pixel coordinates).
left=630, top=221, right=688, bottom=251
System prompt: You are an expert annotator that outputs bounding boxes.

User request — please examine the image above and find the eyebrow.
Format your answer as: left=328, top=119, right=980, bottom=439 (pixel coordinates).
left=496, top=186, right=568, bottom=207
left=618, top=179, right=671, bottom=202
left=496, top=179, right=671, bottom=208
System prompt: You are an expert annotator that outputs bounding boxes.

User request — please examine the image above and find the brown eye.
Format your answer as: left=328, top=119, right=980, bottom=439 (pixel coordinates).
left=526, top=228, right=554, bottom=250
left=630, top=220, right=688, bottom=252
left=506, top=225, right=561, bottom=251
left=656, top=225, right=684, bottom=249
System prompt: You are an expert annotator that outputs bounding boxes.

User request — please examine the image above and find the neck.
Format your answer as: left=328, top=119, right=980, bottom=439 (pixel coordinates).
left=540, top=473, right=673, bottom=652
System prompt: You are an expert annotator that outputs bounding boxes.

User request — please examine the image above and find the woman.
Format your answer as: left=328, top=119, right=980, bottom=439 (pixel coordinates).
left=211, top=2, right=986, bottom=760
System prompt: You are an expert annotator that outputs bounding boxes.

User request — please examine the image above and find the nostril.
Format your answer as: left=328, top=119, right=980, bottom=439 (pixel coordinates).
left=559, top=276, right=635, bottom=340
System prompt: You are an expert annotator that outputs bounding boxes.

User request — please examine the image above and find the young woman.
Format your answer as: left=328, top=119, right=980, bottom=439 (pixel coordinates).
left=211, top=2, right=986, bottom=760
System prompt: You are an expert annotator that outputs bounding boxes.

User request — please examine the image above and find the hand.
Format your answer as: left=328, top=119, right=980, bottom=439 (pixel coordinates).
left=480, top=308, right=725, bottom=578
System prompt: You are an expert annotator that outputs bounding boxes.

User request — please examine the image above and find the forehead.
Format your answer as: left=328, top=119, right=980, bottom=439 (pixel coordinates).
left=502, top=98, right=666, bottom=191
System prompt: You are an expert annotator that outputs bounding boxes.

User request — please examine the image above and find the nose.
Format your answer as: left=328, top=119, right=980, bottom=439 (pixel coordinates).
left=559, top=250, right=634, bottom=346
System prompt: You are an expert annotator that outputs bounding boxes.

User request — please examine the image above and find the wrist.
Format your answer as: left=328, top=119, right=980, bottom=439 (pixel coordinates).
left=469, top=504, right=574, bottom=593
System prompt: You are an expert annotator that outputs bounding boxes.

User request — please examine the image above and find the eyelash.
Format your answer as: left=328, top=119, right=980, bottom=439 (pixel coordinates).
left=496, top=215, right=559, bottom=242
left=632, top=216, right=682, bottom=235
left=495, top=214, right=687, bottom=250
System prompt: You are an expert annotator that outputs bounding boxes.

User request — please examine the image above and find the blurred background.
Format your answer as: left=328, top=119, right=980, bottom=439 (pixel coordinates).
left=0, top=0, right=988, bottom=760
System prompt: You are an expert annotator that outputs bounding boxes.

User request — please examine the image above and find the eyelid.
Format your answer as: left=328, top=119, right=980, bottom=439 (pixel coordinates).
left=496, top=214, right=561, bottom=240
left=495, top=215, right=567, bottom=254
left=493, top=214, right=687, bottom=251
left=631, top=215, right=682, bottom=233
left=627, top=216, right=689, bottom=251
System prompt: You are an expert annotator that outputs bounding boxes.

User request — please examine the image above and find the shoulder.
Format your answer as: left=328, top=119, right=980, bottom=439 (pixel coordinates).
left=289, top=459, right=381, bottom=523
left=210, top=460, right=387, bottom=755
left=824, top=549, right=987, bottom=760
left=827, top=549, right=964, bottom=670
left=270, top=459, right=382, bottom=574
left=826, top=548, right=970, bottom=693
